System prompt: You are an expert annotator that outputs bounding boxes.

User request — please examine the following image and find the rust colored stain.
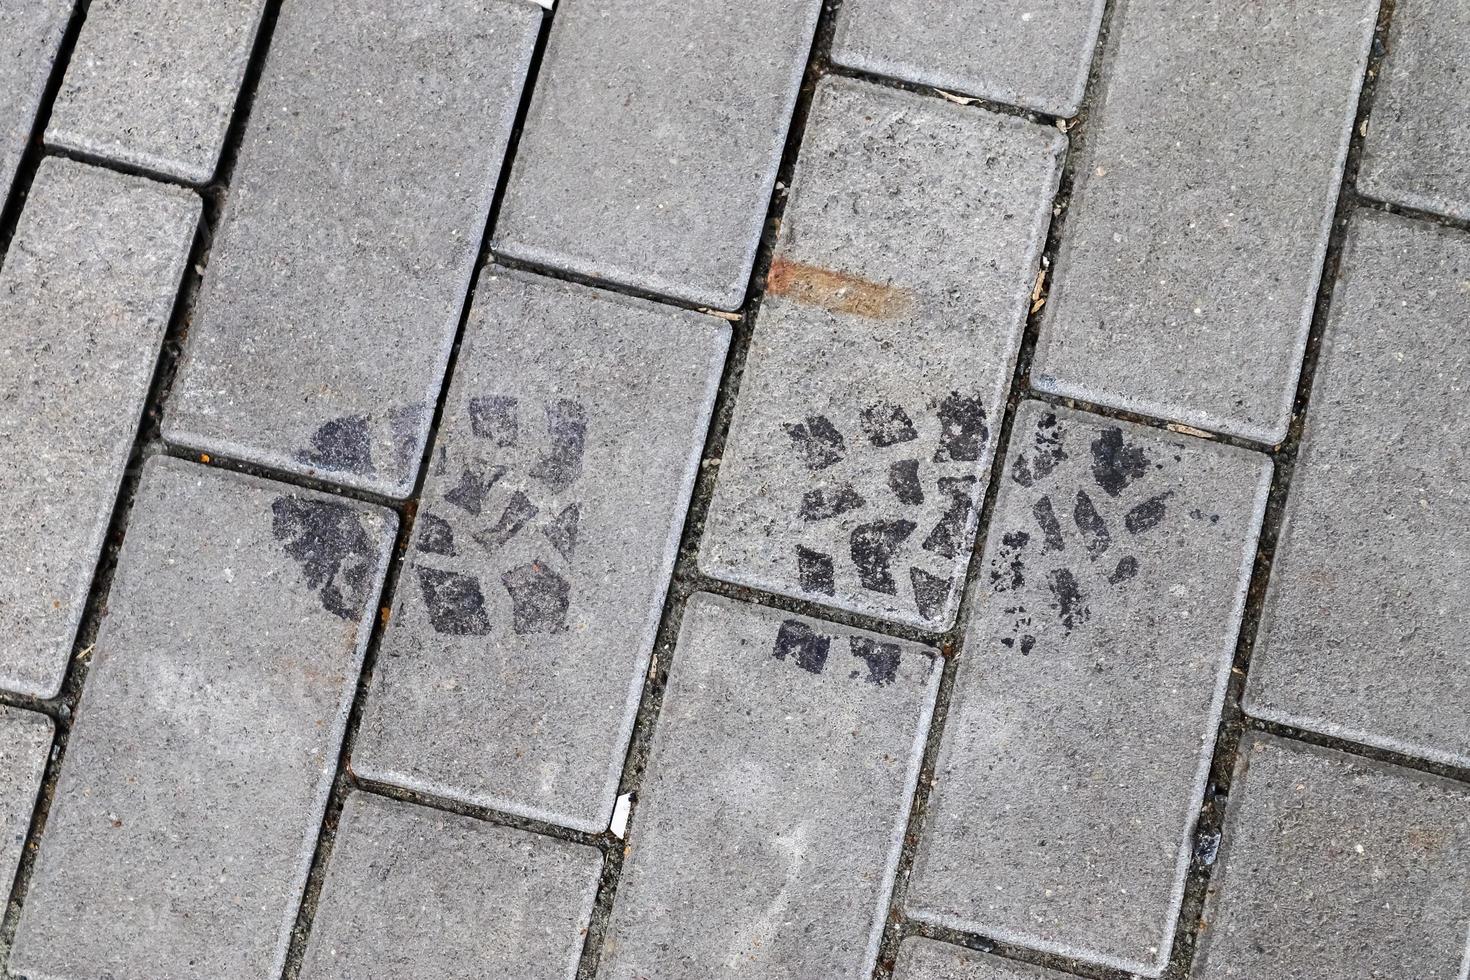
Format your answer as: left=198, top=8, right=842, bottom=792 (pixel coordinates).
left=766, top=258, right=914, bottom=319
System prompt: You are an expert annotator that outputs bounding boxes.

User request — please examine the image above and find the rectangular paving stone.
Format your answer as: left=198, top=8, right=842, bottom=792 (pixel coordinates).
left=907, top=402, right=1270, bottom=976
left=1246, top=211, right=1470, bottom=770
left=11, top=457, right=395, bottom=980
left=1194, top=735, right=1470, bottom=979
left=45, top=0, right=267, bottom=183
left=355, top=270, right=727, bottom=833
left=895, top=938, right=1071, bottom=980
left=300, top=792, right=601, bottom=980
left=1357, top=0, right=1470, bottom=221
left=701, top=78, right=1063, bottom=630
left=1031, top=0, right=1377, bottom=443
left=0, top=707, right=52, bottom=903
left=163, top=0, right=539, bottom=498
left=598, top=594, right=940, bottom=979
left=0, top=0, right=68, bottom=206
left=0, top=158, right=199, bottom=698
left=493, top=0, right=822, bottom=310
left=831, top=0, right=1105, bottom=117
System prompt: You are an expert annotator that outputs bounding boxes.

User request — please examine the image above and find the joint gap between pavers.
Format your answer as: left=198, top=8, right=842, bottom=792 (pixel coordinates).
left=1161, top=2, right=1402, bottom=977
left=1350, top=188, right=1470, bottom=236
left=274, top=7, right=560, bottom=977
left=901, top=919, right=1135, bottom=980
left=1244, top=718, right=1470, bottom=789
left=566, top=3, right=846, bottom=976
left=867, top=0, right=1127, bottom=975
left=0, top=0, right=91, bottom=278
left=154, top=440, right=411, bottom=512
left=822, top=61, right=1064, bottom=128
left=491, top=251, right=746, bottom=321
left=350, top=776, right=610, bottom=850
left=1018, top=384, right=1280, bottom=457
left=37, top=143, right=200, bottom=190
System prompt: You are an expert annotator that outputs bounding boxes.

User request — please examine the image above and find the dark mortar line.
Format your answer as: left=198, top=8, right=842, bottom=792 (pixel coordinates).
left=866, top=2, right=1133, bottom=978
left=154, top=440, right=411, bottom=512
left=1161, top=2, right=1400, bottom=977
left=0, top=1, right=291, bottom=975
left=1017, top=384, right=1281, bottom=457
left=567, top=3, right=841, bottom=976
left=0, top=0, right=90, bottom=274
left=904, top=921, right=1133, bottom=980
left=1246, top=718, right=1470, bottom=787
left=491, top=251, right=746, bottom=320
left=823, top=61, right=1063, bottom=128
left=37, top=143, right=200, bottom=189
left=275, top=9, right=558, bottom=978
left=351, top=777, right=610, bottom=852
left=1350, top=188, right=1470, bottom=235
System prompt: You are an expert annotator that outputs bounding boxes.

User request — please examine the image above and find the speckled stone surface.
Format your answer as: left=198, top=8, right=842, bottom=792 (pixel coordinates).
left=0, top=158, right=199, bottom=699
left=45, top=0, right=266, bottom=183
left=10, top=457, right=394, bottom=980
left=598, top=594, right=940, bottom=980
left=164, top=0, right=538, bottom=498
left=907, top=403, right=1270, bottom=977
left=354, top=270, right=727, bottom=834
left=1194, top=735, right=1470, bottom=980
left=1358, top=0, right=1470, bottom=221
left=493, top=0, right=822, bottom=310
left=1031, top=0, right=1377, bottom=442
left=894, top=938, right=1072, bottom=980
left=832, top=0, right=1105, bottom=116
left=300, top=793, right=601, bottom=980
left=701, top=78, right=1063, bottom=630
left=1247, top=211, right=1470, bottom=770
left=0, top=707, right=52, bottom=905
left=0, top=0, right=68, bottom=206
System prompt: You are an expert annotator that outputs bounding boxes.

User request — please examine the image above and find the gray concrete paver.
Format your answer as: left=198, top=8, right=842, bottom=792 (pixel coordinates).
left=0, top=0, right=68, bottom=206
left=0, top=707, right=52, bottom=907
left=894, top=938, right=1072, bottom=980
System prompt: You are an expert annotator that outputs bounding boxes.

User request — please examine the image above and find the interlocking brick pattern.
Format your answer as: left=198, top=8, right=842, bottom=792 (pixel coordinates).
left=0, top=2, right=1465, bottom=979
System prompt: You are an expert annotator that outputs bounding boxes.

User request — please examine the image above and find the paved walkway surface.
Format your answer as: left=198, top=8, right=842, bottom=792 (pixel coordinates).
left=0, top=1, right=1466, bottom=979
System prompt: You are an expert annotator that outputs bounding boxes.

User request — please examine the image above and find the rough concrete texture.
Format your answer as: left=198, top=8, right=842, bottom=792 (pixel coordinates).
left=1247, top=211, right=1470, bottom=770
left=1358, top=0, right=1470, bottom=221
left=45, top=0, right=266, bottom=183
left=598, top=594, right=940, bottom=979
left=354, top=271, right=727, bottom=833
left=0, top=707, right=52, bottom=904
left=493, top=0, right=822, bottom=310
left=1194, top=735, right=1470, bottom=979
left=0, top=158, right=199, bottom=699
left=701, top=78, right=1063, bottom=630
left=831, top=0, right=1105, bottom=117
left=163, top=0, right=539, bottom=498
left=1031, top=0, right=1377, bottom=443
left=10, top=457, right=395, bottom=980
left=0, top=0, right=68, bottom=206
left=894, top=938, right=1072, bottom=980
left=907, top=403, right=1270, bottom=976
left=300, top=792, right=601, bottom=980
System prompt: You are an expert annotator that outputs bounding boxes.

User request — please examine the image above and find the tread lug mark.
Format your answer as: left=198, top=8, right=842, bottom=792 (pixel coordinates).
left=922, top=475, right=978, bottom=559
left=271, top=496, right=377, bottom=620
left=416, top=512, right=456, bottom=556
left=933, top=391, right=988, bottom=463
left=501, top=560, right=570, bottom=635
left=1109, top=555, right=1139, bottom=584
left=796, top=545, right=836, bottom=596
left=1091, top=426, right=1149, bottom=497
left=850, top=518, right=917, bottom=595
left=910, top=567, right=951, bottom=621
left=1046, top=567, right=1090, bottom=634
left=414, top=565, right=492, bottom=635
left=888, top=458, right=925, bottom=505
left=530, top=399, right=587, bottom=492
left=849, top=635, right=902, bottom=686
left=772, top=618, right=830, bottom=675
left=859, top=401, right=918, bottom=446
left=1033, top=495, right=1066, bottom=553
left=783, top=414, right=846, bottom=471
left=467, top=394, right=519, bottom=446
left=1072, top=489, right=1112, bottom=560
left=989, top=530, right=1029, bottom=592
left=1125, top=492, right=1172, bottom=534
left=473, top=490, right=539, bottom=554
left=443, top=464, right=506, bottom=516
left=542, top=503, right=580, bottom=560
left=799, top=483, right=866, bottom=521
left=297, top=414, right=375, bottom=476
